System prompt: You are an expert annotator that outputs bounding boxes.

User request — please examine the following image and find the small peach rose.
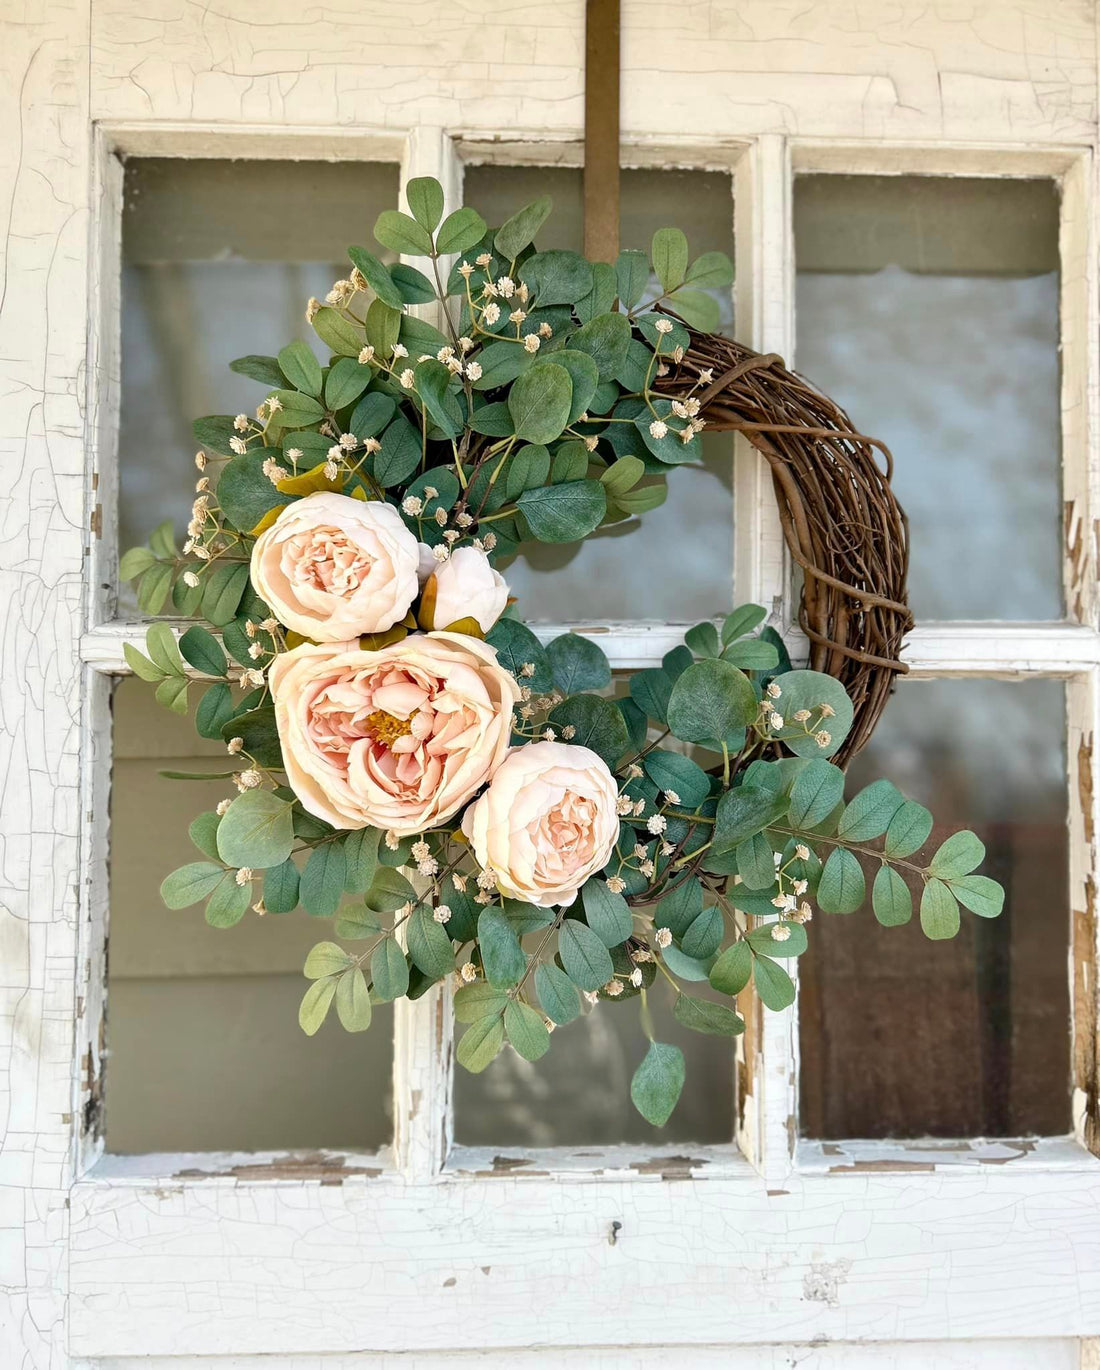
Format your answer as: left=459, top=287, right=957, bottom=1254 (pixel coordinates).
left=251, top=491, right=419, bottom=642
left=421, top=545, right=508, bottom=633
left=268, top=632, right=520, bottom=835
left=461, top=741, right=620, bottom=908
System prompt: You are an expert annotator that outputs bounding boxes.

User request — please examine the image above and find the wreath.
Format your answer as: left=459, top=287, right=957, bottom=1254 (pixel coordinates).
left=121, top=180, right=1001, bottom=1127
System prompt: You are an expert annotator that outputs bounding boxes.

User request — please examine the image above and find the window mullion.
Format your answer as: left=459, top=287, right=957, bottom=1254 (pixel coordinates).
left=390, top=127, right=463, bottom=1179
left=733, top=133, right=800, bottom=1181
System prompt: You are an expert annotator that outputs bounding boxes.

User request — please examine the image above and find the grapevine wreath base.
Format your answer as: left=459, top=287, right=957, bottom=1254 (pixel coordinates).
left=121, top=180, right=1000, bottom=1128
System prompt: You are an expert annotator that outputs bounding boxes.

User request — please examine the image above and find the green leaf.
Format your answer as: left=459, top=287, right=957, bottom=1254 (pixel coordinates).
left=652, top=227, right=689, bottom=292
left=685, top=621, right=720, bottom=657
left=576, top=260, right=617, bottom=324
left=269, top=389, right=325, bottom=428
left=668, top=658, right=757, bottom=750
left=230, top=354, right=286, bottom=387
left=643, top=750, right=710, bottom=810
left=630, top=1041, right=685, bottom=1126
left=342, top=827, right=380, bottom=894
left=735, top=833, right=777, bottom=891
left=600, top=455, right=645, bottom=497
left=721, top=638, right=780, bottom=671
left=508, top=361, right=573, bottom=445
left=188, top=811, right=222, bottom=861
left=504, top=1000, right=551, bottom=1062
left=535, top=963, right=581, bottom=1025
left=469, top=401, right=515, bottom=437
left=414, top=359, right=463, bottom=438
left=347, top=244, right=404, bottom=309
left=263, top=858, right=300, bottom=914
left=178, top=625, right=227, bottom=678
left=119, top=546, right=156, bottom=579
left=373, top=413, right=422, bottom=487
left=709, top=940, right=752, bottom=996
left=548, top=694, right=629, bottom=768
left=304, top=941, right=355, bottom=979
left=349, top=391, right=397, bottom=440
left=494, top=195, right=553, bottom=260
left=817, top=847, right=865, bottom=914
left=929, top=830, right=986, bottom=879
left=884, top=800, right=934, bottom=859
left=312, top=306, right=364, bottom=357
left=722, top=604, right=768, bottom=644
left=837, top=779, right=905, bottom=842
left=145, top=622, right=184, bottom=677
left=206, top=875, right=251, bottom=928
left=123, top=641, right=164, bottom=682
left=335, top=966, right=372, bottom=1031
left=407, top=905, right=455, bottom=979
left=325, top=356, right=372, bottom=411
left=478, top=905, right=526, bottom=987
left=154, top=675, right=189, bottom=715
left=752, top=954, right=796, bottom=1010
left=485, top=617, right=555, bottom=692
left=547, top=348, right=600, bottom=425
left=192, top=415, right=239, bottom=458
left=201, top=562, right=249, bottom=628
left=546, top=633, right=610, bottom=694
left=299, top=977, right=337, bottom=1035
left=216, top=453, right=289, bottom=533
left=616, top=249, right=650, bottom=309
left=580, top=879, right=633, bottom=948
left=681, top=905, right=723, bottom=959
left=136, top=560, right=173, bottom=614
left=660, top=944, right=714, bottom=981
left=334, top=904, right=383, bottom=940
left=456, top=1014, right=506, bottom=1073
left=686, top=251, right=734, bottom=289
left=668, top=287, right=718, bottom=332
left=364, top=865, right=416, bottom=914
left=872, top=864, right=912, bottom=927
left=406, top=176, right=445, bottom=231
left=160, top=861, right=226, bottom=909
left=674, top=994, right=745, bottom=1036
left=365, top=298, right=402, bottom=358
left=374, top=209, right=434, bottom=256
left=220, top=705, right=282, bottom=770
left=454, top=981, right=509, bottom=1023
left=517, top=479, right=606, bottom=543
left=768, top=670, right=853, bottom=759
left=370, top=937, right=410, bottom=1002
left=300, top=842, right=347, bottom=916
left=746, top=920, right=808, bottom=957
left=655, top=878, right=703, bottom=939
left=571, top=311, right=632, bottom=381
left=505, top=444, right=552, bottom=501
left=518, top=249, right=593, bottom=306
left=921, top=878, right=961, bottom=939
left=559, top=918, right=614, bottom=992
left=714, top=785, right=788, bottom=854
left=947, top=873, right=1005, bottom=918
left=630, top=667, right=673, bottom=724
left=788, top=759, right=845, bottom=830
left=216, top=790, right=295, bottom=869
left=278, top=340, right=323, bottom=398
left=389, top=263, right=437, bottom=305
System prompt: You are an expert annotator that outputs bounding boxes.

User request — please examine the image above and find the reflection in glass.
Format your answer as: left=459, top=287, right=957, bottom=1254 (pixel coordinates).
left=118, top=158, right=401, bottom=606
left=453, top=969, right=734, bottom=1147
left=799, top=678, right=1070, bottom=1139
left=795, top=175, right=1061, bottom=621
left=464, top=165, right=736, bottom=622
left=106, top=678, right=394, bottom=1153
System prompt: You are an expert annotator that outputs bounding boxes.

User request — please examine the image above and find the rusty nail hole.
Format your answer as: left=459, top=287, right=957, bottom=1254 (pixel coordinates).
left=608, top=1219, right=622, bottom=1246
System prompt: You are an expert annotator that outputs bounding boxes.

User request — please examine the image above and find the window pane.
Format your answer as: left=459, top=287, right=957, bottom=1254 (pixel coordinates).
left=795, top=176, right=1061, bottom=621
left=106, top=678, right=393, bottom=1153
left=118, top=157, right=400, bottom=608
left=453, top=971, right=733, bottom=1148
left=799, top=678, right=1070, bottom=1139
left=463, top=164, right=735, bottom=621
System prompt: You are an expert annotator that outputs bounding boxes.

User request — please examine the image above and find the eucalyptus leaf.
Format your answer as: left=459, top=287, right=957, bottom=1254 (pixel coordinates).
left=630, top=1041, right=685, bottom=1126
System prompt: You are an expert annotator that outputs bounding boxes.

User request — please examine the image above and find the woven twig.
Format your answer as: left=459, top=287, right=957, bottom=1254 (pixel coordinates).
left=657, top=330, right=913, bottom=765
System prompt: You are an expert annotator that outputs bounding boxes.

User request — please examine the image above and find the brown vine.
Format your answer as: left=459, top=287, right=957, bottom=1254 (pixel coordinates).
left=656, top=330, right=913, bottom=766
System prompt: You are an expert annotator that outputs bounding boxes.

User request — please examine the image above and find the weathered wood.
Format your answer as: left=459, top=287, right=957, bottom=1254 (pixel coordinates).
left=583, top=0, right=620, bottom=262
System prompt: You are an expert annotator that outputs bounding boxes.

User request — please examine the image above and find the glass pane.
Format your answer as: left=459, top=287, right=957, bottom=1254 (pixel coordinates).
left=106, top=678, right=393, bottom=1153
left=453, top=971, right=734, bottom=1148
left=795, top=176, right=1061, bottom=621
left=463, top=164, right=735, bottom=622
left=118, top=157, right=400, bottom=609
left=799, top=679, right=1070, bottom=1139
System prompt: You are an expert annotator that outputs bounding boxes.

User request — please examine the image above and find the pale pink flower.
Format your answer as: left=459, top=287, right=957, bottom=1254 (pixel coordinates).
left=250, top=491, right=419, bottom=641
left=269, top=633, right=520, bottom=836
left=420, top=544, right=509, bottom=634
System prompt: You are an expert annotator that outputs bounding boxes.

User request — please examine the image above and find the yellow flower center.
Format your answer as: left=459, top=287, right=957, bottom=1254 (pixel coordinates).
left=364, top=709, right=413, bottom=748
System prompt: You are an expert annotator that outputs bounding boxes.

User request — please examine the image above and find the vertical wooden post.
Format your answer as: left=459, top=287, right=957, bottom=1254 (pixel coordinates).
left=584, top=0, right=621, bottom=263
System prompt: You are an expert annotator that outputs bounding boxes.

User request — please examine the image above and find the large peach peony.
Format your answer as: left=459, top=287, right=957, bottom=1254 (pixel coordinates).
left=462, top=741, right=620, bottom=908
left=268, top=632, right=520, bottom=835
left=251, top=491, right=419, bottom=641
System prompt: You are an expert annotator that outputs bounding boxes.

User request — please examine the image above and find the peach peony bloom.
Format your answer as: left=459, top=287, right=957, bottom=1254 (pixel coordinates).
left=462, top=741, right=620, bottom=907
left=422, top=545, right=509, bottom=633
left=251, top=491, right=419, bottom=641
left=268, top=632, right=520, bottom=835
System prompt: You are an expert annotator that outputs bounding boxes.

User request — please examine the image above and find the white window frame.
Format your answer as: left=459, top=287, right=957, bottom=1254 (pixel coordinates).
left=6, top=5, right=1100, bottom=1363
